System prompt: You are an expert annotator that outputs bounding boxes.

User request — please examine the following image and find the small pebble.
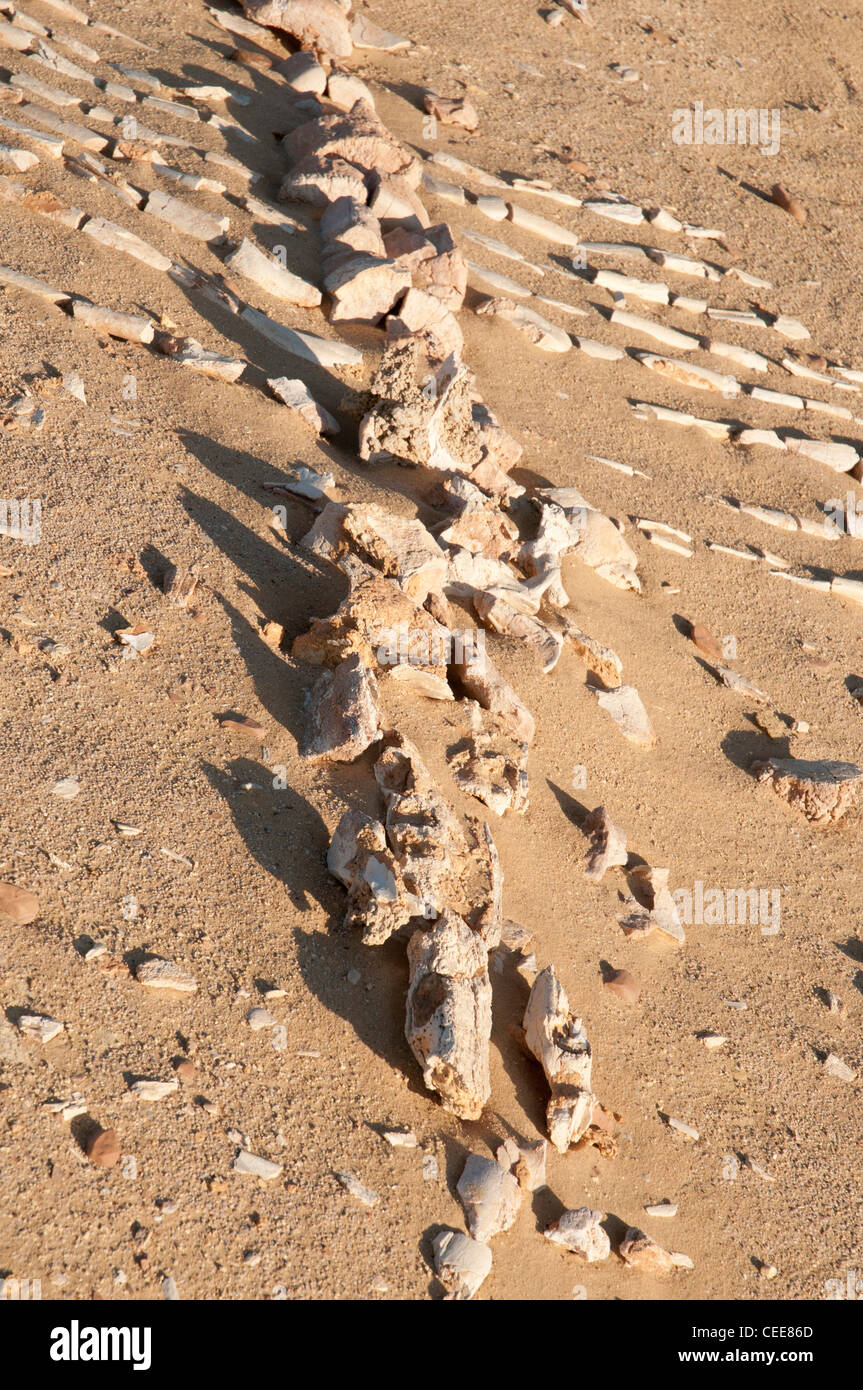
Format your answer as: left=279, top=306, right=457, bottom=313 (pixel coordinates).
left=335, top=1171, right=380, bottom=1208
left=247, top=1007, right=277, bottom=1031
left=86, top=1128, right=121, bottom=1168
left=603, top=967, right=640, bottom=1005
left=382, top=1129, right=418, bottom=1148
left=17, top=1014, right=64, bottom=1043
left=666, top=1116, right=699, bottom=1140
left=644, top=1202, right=678, bottom=1218
left=701, top=1032, right=727, bottom=1050
left=823, top=1052, right=857, bottom=1082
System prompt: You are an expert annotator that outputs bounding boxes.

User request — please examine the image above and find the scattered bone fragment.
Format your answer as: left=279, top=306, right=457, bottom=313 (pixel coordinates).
left=454, top=646, right=535, bottom=744
left=144, top=188, right=228, bottom=242
left=545, top=1209, right=610, bottom=1262
left=784, top=437, right=859, bottom=473
left=584, top=198, right=643, bottom=225
left=701, top=1033, right=727, bottom=1050
left=405, top=908, right=492, bottom=1120
left=562, top=623, right=623, bottom=689
left=432, top=1230, right=492, bottom=1300
left=457, top=1153, right=521, bottom=1242
left=571, top=334, right=624, bottom=361
left=645, top=1202, right=678, bottom=1218
left=17, top=1013, right=64, bottom=1042
left=666, top=1115, right=699, bottom=1140
left=233, top=1150, right=283, bottom=1180
left=382, top=1129, right=417, bottom=1149
left=507, top=201, right=580, bottom=246
left=647, top=248, right=720, bottom=280
left=268, top=376, right=338, bottom=434
left=72, top=301, right=154, bottom=344
left=595, top=269, right=668, bottom=305
left=424, top=93, right=478, bottom=130
left=711, top=665, right=771, bottom=705
left=130, top=1078, right=179, bottom=1101
left=509, top=178, right=581, bottom=208
left=594, top=685, right=656, bottom=749
left=622, top=866, right=685, bottom=945
left=162, top=565, right=198, bottom=607
left=0, top=263, right=68, bottom=303
left=610, top=309, right=698, bottom=351
left=583, top=806, right=627, bottom=882
left=161, top=338, right=245, bottom=383
left=240, top=0, right=352, bottom=56
left=753, top=757, right=863, bottom=823
left=620, top=1228, right=676, bottom=1274
left=635, top=351, right=738, bottom=395
left=335, top=1170, right=380, bottom=1207
left=771, top=313, right=810, bottom=341
left=327, top=810, right=414, bottom=944
left=706, top=339, right=770, bottom=372
left=448, top=706, right=529, bottom=817
left=225, top=238, right=321, bottom=307
left=771, top=183, right=806, bottom=225
left=524, top=966, right=594, bottom=1153
left=351, top=13, right=409, bottom=50
left=643, top=531, right=692, bottom=557
left=473, top=592, right=562, bottom=673
left=0, top=141, right=38, bottom=170
left=496, top=1136, right=547, bottom=1191
left=0, top=17, right=35, bottom=51
left=135, top=957, right=197, bottom=992
left=823, top=1052, right=857, bottom=1082
left=82, top=218, right=171, bottom=271
left=476, top=295, right=570, bottom=352
left=300, top=653, right=381, bottom=762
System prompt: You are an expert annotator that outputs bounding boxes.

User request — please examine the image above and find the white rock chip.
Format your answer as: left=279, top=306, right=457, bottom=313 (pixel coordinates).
left=545, top=1208, right=610, bottom=1262
left=17, top=1014, right=64, bottom=1042
left=457, top=1153, right=521, bottom=1242
left=135, top=957, right=197, bottom=992
left=233, top=1150, right=283, bottom=1180
left=432, top=1229, right=492, bottom=1300
left=335, top=1170, right=380, bottom=1207
left=594, top=684, right=656, bottom=748
left=130, top=1078, right=179, bottom=1101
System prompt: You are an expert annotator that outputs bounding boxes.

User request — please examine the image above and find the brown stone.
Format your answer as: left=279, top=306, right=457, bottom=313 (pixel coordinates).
left=423, top=94, right=479, bottom=131
left=603, top=967, right=640, bottom=1005
left=690, top=622, right=723, bottom=661
left=86, top=1127, right=121, bottom=1167
left=0, top=881, right=39, bottom=924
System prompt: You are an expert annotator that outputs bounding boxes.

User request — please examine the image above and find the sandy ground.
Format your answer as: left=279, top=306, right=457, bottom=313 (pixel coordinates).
left=1, top=0, right=862, bottom=1303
